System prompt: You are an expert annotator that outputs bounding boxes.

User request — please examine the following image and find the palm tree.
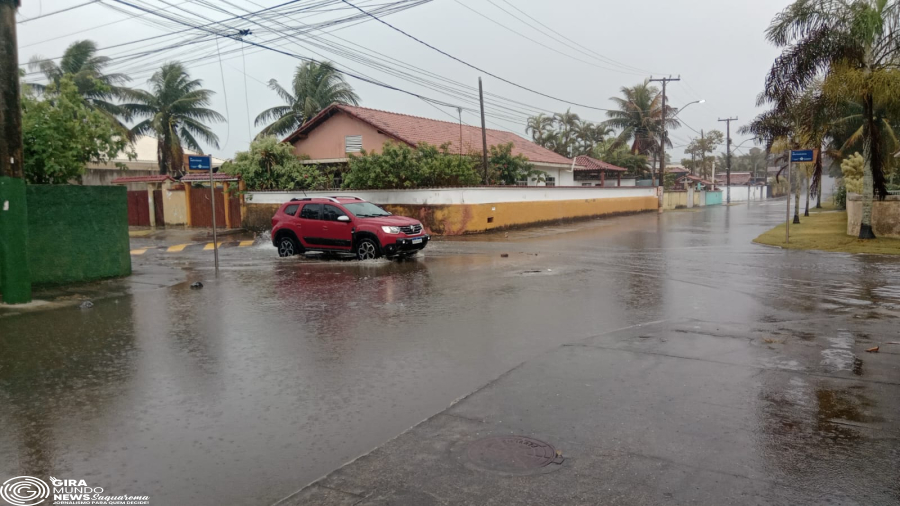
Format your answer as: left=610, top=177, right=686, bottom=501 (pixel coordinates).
left=573, top=120, right=612, bottom=156
left=526, top=114, right=555, bottom=146
left=123, top=62, right=224, bottom=175
left=604, top=80, right=679, bottom=184
left=762, top=0, right=900, bottom=239
left=552, top=109, right=581, bottom=157
left=28, top=40, right=132, bottom=131
left=255, top=61, right=359, bottom=138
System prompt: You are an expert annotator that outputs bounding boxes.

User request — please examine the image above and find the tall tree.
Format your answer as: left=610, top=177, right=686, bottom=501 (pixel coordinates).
left=526, top=113, right=554, bottom=145
left=573, top=120, right=612, bottom=156
left=22, top=77, right=133, bottom=184
left=762, top=0, right=900, bottom=238
left=123, top=62, right=224, bottom=175
left=28, top=40, right=133, bottom=132
left=552, top=109, right=581, bottom=157
left=683, top=130, right=724, bottom=178
left=255, top=61, right=359, bottom=138
left=603, top=80, right=679, bottom=156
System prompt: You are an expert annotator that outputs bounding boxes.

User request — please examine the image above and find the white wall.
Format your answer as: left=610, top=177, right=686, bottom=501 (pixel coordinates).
left=248, top=186, right=658, bottom=206
left=722, top=185, right=767, bottom=202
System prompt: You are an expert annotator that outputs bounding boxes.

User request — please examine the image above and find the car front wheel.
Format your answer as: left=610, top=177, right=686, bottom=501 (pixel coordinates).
left=356, top=238, right=380, bottom=260
left=277, top=236, right=299, bottom=257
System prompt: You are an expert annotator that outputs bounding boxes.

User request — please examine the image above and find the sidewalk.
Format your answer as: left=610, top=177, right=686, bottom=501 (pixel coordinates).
left=0, top=264, right=186, bottom=316
left=280, top=317, right=900, bottom=505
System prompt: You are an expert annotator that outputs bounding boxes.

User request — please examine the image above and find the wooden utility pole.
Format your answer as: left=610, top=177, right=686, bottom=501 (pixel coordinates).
left=719, top=117, right=738, bottom=204
left=478, top=77, right=488, bottom=185
left=0, top=0, right=31, bottom=304
left=650, top=76, right=679, bottom=214
left=649, top=76, right=679, bottom=187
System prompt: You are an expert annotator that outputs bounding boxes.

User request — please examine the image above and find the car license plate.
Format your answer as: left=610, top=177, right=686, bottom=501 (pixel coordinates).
left=412, top=238, right=423, bottom=245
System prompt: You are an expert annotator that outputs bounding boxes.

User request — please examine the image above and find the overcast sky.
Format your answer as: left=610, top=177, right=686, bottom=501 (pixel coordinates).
left=16, top=0, right=792, bottom=161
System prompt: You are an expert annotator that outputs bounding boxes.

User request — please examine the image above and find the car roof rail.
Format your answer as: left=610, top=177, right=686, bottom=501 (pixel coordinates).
left=329, top=196, right=363, bottom=201
left=289, top=197, right=340, bottom=203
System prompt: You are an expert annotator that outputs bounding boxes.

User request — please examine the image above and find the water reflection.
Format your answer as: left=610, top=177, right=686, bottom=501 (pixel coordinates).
left=0, top=300, right=136, bottom=478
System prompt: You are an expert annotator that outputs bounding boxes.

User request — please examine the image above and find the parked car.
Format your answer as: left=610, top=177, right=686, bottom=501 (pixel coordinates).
left=271, top=197, right=430, bottom=260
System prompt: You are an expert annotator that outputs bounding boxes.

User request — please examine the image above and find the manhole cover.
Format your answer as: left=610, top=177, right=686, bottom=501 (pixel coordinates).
left=465, top=436, right=563, bottom=475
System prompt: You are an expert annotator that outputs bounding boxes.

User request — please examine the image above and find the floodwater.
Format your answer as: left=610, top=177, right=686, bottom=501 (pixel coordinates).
left=1, top=201, right=899, bottom=505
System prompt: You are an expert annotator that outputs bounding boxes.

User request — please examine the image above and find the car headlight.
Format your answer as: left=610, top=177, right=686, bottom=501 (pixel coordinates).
left=382, top=226, right=401, bottom=234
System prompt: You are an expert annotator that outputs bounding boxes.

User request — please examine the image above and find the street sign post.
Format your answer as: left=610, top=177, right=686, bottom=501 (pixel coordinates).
left=790, top=150, right=814, bottom=163
left=189, top=155, right=218, bottom=274
left=785, top=150, right=814, bottom=243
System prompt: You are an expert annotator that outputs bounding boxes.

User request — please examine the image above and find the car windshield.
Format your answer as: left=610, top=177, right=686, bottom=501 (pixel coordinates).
left=344, top=202, right=391, bottom=217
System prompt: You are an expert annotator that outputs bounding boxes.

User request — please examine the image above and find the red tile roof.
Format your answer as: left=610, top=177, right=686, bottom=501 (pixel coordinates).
left=572, top=155, right=626, bottom=172
left=111, top=175, right=175, bottom=184
left=715, top=172, right=753, bottom=185
left=180, top=173, right=241, bottom=182
left=285, top=104, right=575, bottom=166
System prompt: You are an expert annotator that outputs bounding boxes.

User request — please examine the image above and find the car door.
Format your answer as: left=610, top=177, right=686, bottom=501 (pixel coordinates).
left=298, top=203, right=326, bottom=247
left=321, top=204, right=353, bottom=250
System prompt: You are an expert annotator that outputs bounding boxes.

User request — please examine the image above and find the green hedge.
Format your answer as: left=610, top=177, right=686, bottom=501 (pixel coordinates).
left=26, top=185, right=131, bottom=285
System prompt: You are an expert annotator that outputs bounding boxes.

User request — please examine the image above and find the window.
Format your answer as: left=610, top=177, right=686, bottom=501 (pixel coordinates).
left=344, top=202, right=391, bottom=217
left=284, top=204, right=300, bottom=216
left=345, top=135, right=362, bottom=153
left=545, top=177, right=556, bottom=187
left=322, top=204, right=348, bottom=222
left=299, top=203, right=322, bottom=220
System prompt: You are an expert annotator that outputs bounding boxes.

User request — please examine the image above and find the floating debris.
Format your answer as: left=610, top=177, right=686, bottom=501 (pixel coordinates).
left=79, top=300, right=93, bottom=309
left=190, top=282, right=204, bottom=289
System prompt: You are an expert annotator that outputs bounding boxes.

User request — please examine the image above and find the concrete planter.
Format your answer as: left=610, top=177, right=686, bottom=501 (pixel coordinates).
left=847, top=193, right=900, bottom=238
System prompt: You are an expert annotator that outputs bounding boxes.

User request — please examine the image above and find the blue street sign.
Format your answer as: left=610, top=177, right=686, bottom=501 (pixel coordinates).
left=790, top=150, right=814, bottom=162
left=188, top=155, right=212, bottom=171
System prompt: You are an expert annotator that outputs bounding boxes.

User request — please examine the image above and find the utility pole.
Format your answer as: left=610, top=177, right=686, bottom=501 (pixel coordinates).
left=0, top=0, right=31, bottom=304
left=649, top=76, right=679, bottom=187
left=718, top=117, right=738, bottom=204
left=649, top=76, right=679, bottom=214
left=700, top=129, right=706, bottom=179
left=478, top=77, right=489, bottom=185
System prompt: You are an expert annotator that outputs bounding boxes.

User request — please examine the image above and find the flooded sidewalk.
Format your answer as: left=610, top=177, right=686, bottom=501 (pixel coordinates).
left=289, top=316, right=900, bottom=505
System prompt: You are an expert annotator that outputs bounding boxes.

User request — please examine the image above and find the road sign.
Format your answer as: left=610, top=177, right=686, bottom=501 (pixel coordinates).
left=188, top=155, right=212, bottom=171
left=790, top=150, right=814, bottom=162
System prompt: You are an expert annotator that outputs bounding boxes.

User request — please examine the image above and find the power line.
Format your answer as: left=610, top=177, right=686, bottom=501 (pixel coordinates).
left=106, top=0, right=470, bottom=110
left=338, top=0, right=618, bottom=113
left=17, top=0, right=100, bottom=23
left=496, top=0, right=662, bottom=75
left=453, top=0, right=645, bottom=76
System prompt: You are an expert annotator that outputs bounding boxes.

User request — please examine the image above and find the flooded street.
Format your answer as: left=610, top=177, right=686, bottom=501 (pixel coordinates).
left=2, top=202, right=899, bottom=505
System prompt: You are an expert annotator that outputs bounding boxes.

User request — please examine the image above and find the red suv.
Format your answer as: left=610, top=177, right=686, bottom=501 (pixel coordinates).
left=271, top=197, right=430, bottom=260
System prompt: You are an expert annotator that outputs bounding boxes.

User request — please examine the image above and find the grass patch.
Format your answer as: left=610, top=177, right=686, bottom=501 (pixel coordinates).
left=753, top=208, right=900, bottom=255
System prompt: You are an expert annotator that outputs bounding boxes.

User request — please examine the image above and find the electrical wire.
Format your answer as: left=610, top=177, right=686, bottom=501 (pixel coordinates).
left=338, top=0, right=619, bottom=113
left=17, top=0, right=100, bottom=23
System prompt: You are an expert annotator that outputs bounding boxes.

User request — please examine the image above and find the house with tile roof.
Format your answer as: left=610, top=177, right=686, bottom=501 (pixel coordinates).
left=571, top=155, right=635, bottom=187
left=283, top=104, right=589, bottom=186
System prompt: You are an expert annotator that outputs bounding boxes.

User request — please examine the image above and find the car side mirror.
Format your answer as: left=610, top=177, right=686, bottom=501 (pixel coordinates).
left=337, top=215, right=351, bottom=222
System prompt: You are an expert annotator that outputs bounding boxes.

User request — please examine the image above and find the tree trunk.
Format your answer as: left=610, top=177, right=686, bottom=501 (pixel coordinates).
left=804, top=171, right=810, bottom=217
left=859, top=93, right=876, bottom=239
left=158, top=134, right=168, bottom=175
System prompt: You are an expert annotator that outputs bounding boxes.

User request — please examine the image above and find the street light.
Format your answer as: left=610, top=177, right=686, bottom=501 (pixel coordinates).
left=672, top=99, right=705, bottom=120
left=664, top=100, right=705, bottom=177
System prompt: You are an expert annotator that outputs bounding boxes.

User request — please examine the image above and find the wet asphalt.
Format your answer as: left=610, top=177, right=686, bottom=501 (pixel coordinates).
left=1, top=200, right=898, bottom=505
